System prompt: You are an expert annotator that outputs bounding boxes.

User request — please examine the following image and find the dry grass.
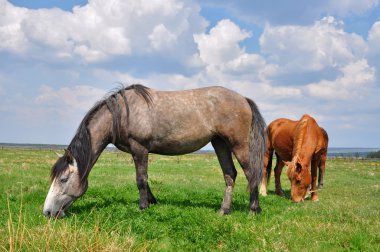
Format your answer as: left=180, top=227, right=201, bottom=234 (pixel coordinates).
left=5, top=192, right=144, bottom=252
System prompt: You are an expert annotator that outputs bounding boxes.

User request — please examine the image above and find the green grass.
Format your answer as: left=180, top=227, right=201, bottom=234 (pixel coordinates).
left=1, top=149, right=379, bottom=251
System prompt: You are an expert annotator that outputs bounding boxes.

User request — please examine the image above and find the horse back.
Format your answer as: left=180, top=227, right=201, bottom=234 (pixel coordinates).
left=120, top=86, right=252, bottom=154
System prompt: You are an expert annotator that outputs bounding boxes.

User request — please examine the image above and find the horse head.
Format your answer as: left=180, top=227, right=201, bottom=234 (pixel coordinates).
left=43, top=149, right=88, bottom=218
left=284, top=156, right=311, bottom=202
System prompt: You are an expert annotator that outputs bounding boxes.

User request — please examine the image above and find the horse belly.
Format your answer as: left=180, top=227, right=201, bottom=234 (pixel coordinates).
left=150, top=132, right=213, bottom=155
left=272, top=138, right=293, bottom=161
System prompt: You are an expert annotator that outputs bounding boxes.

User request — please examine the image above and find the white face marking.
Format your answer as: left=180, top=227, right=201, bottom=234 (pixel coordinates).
left=43, top=158, right=87, bottom=218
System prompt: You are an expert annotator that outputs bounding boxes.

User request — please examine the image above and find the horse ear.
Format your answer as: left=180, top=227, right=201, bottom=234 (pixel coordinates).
left=64, top=149, right=74, bottom=164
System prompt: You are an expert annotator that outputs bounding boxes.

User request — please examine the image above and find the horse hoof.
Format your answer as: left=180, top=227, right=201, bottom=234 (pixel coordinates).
left=275, top=190, right=285, bottom=197
left=259, top=187, right=268, bottom=196
left=311, top=194, right=319, bottom=201
left=250, top=207, right=262, bottom=215
left=149, top=198, right=157, bottom=204
left=317, top=185, right=323, bottom=190
left=219, top=208, right=231, bottom=215
left=139, top=204, right=149, bottom=210
left=259, top=190, right=268, bottom=197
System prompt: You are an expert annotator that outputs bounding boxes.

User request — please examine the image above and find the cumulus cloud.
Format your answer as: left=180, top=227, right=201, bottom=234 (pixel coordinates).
left=81, top=19, right=300, bottom=102
left=193, top=19, right=278, bottom=85
left=0, top=0, right=28, bottom=53
left=94, top=16, right=374, bottom=105
left=306, top=59, right=375, bottom=100
left=256, top=16, right=379, bottom=106
left=0, top=0, right=207, bottom=62
left=260, top=16, right=367, bottom=72
left=149, top=24, right=177, bottom=51
left=189, top=15, right=380, bottom=122
left=194, top=19, right=251, bottom=65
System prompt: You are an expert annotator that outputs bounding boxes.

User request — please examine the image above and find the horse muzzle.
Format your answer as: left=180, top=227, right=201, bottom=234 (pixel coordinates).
left=43, top=196, right=75, bottom=218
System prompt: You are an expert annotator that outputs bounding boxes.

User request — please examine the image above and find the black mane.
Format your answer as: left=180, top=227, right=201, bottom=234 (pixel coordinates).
left=126, top=84, right=152, bottom=104
left=50, top=84, right=152, bottom=183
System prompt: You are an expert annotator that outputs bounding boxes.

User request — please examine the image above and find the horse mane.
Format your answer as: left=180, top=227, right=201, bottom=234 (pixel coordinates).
left=51, top=102, right=101, bottom=183
left=51, top=84, right=152, bottom=183
left=126, top=84, right=152, bottom=104
left=320, top=127, right=329, bottom=143
left=105, top=84, right=152, bottom=144
left=292, top=117, right=308, bottom=160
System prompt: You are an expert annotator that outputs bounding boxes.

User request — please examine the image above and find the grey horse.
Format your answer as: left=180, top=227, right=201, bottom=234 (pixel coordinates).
left=43, top=85, right=266, bottom=218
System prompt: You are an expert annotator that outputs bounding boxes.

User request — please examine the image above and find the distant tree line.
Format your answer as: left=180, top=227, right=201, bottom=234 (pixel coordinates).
left=367, top=150, right=380, bottom=158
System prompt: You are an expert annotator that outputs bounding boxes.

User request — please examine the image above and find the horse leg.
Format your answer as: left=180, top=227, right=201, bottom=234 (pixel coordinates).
left=130, top=140, right=157, bottom=209
left=318, top=154, right=326, bottom=189
left=232, top=144, right=261, bottom=214
left=274, top=154, right=285, bottom=197
left=211, top=138, right=237, bottom=215
left=311, top=156, right=319, bottom=201
left=260, top=148, right=273, bottom=196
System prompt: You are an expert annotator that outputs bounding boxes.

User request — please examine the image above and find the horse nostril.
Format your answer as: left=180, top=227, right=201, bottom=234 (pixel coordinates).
left=43, top=210, right=51, bottom=217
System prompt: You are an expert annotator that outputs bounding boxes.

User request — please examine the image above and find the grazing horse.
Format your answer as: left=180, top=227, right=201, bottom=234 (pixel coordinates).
left=43, top=85, right=267, bottom=218
left=259, top=114, right=328, bottom=202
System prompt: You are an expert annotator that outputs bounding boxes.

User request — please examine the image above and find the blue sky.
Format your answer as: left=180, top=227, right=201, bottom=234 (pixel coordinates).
left=1, top=0, right=380, bottom=148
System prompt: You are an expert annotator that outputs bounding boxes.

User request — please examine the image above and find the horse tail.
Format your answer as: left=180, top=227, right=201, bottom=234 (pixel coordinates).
left=246, top=98, right=267, bottom=192
left=266, top=149, right=273, bottom=185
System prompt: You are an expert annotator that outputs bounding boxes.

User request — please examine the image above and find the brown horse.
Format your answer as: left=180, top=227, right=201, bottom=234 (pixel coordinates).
left=43, top=85, right=267, bottom=217
left=259, top=114, right=328, bottom=202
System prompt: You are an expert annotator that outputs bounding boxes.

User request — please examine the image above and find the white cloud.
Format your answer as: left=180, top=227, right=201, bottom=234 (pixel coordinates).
left=256, top=16, right=378, bottom=106
left=0, top=0, right=28, bottom=53
left=192, top=15, right=375, bottom=103
left=149, top=24, right=177, bottom=51
left=368, top=21, right=380, bottom=55
left=194, top=19, right=251, bottom=65
left=306, top=59, right=375, bottom=100
left=193, top=19, right=278, bottom=85
left=0, top=0, right=207, bottom=62
left=35, top=85, right=106, bottom=112
left=260, top=16, right=368, bottom=72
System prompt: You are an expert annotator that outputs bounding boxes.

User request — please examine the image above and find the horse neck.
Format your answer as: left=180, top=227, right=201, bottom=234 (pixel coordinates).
left=69, top=104, right=113, bottom=180
left=87, top=105, right=114, bottom=166
left=292, top=118, right=314, bottom=166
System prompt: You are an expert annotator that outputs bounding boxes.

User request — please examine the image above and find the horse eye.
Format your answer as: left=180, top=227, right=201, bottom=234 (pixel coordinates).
left=60, top=177, right=69, bottom=183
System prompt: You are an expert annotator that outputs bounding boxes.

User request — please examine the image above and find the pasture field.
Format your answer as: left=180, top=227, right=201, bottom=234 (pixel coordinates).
left=0, top=148, right=379, bottom=251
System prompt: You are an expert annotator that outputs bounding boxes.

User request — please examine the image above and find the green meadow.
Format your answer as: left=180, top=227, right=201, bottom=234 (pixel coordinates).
left=1, top=148, right=379, bottom=251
